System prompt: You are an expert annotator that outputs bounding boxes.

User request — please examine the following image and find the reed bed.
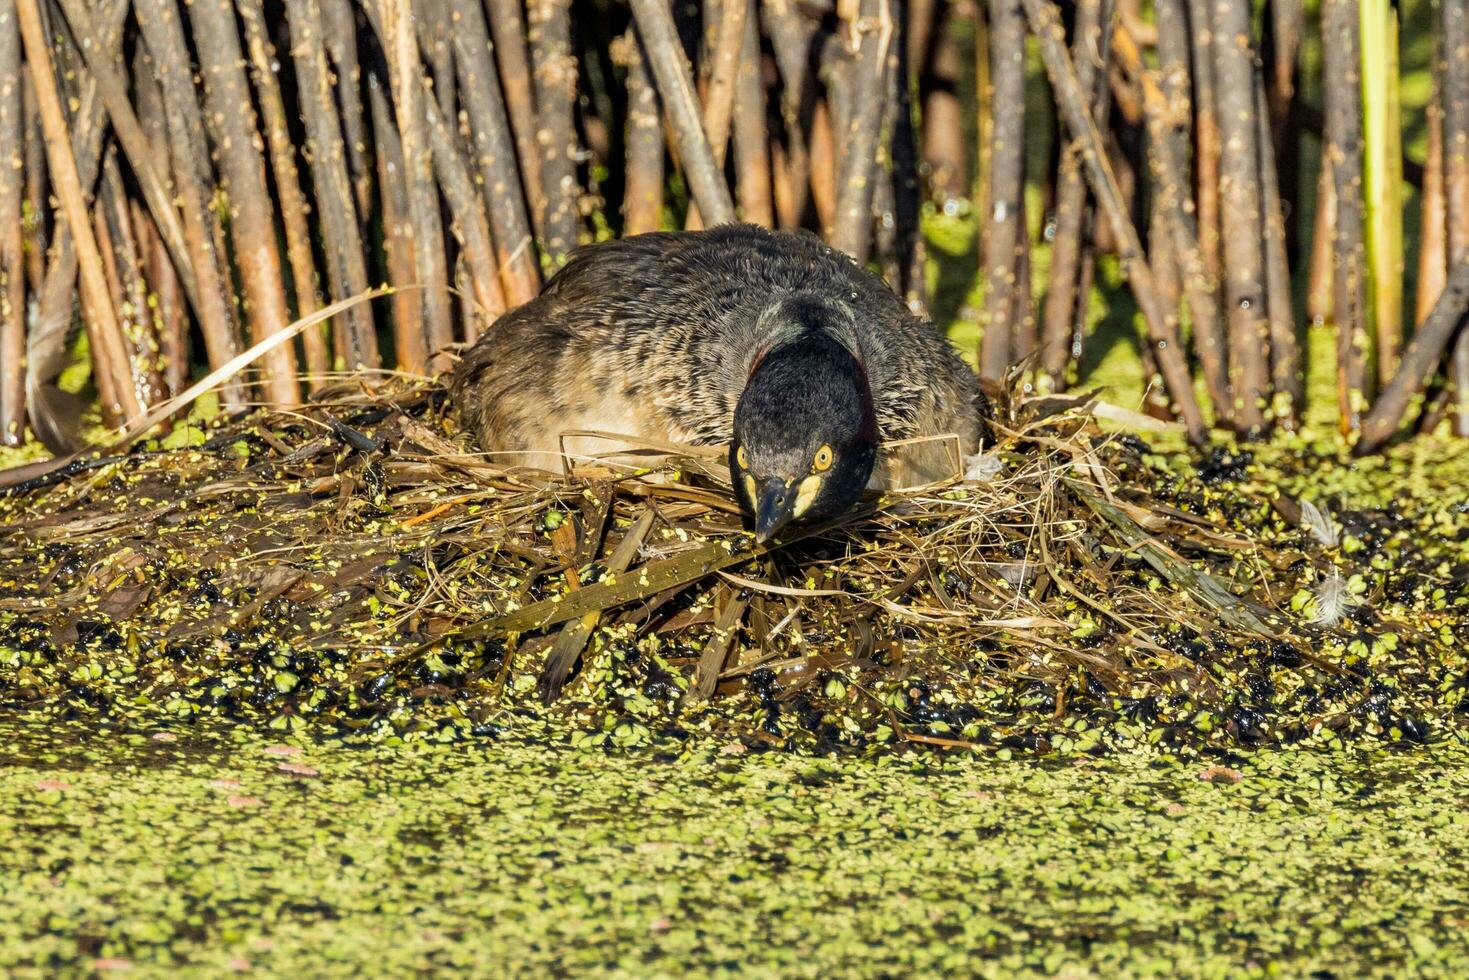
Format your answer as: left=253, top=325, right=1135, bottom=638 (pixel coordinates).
left=0, top=0, right=1465, bottom=465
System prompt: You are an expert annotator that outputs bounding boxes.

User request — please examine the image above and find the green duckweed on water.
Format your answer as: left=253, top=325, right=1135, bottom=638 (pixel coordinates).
left=2, top=719, right=1468, bottom=977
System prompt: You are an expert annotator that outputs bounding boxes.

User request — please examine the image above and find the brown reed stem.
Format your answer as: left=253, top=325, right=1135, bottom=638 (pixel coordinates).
left=379, top=0, right=455, bottom=372
left=1041, top=0, right=1111, bottom=385
left=528, top=0, right=580, bottom=261
left=287, top=0, right=380, bottom=371
left=100, top=152, right=166, bottom=407
left=1323, top=0, right=1368, bottom=435
left=21, top=73, right=45, bottom=296
left=1113, top=24, right=1230, bottom=420
left=1420, top=34, right=1449, bottom=329
left=135, top=198, right=188, bottom=398
left=1257, top=74, right=1300, bottom=421
left=980, top=0, right=1028, bottom=381
left=237, top=0, right=330, bottom=383
left=135, top=0, right=246, bottom=409
left=188, top=0, right=300, bottom=405
left=1210, top=0, right=1270, bottom=435
left=828, top=0, right=892, bottom=263
left=1306, top=154, right=1336, bottom=328
left=615, top=29, right=665, bottom=236
left=1185, top=0, right=1220, bottom=281
left=761, top=0, right=817, bottom=227
left=319, top=0, right=374, bottom=218
left=16, top=0, right=141, bottom=424
left=367, top=70, right=425, bottom=367
left=685, top=0, right=747, bottom=230
left=732, top=1, right=774, bottom=227
left=485, top=0, right=544, bottom=231
left=629, top=0, right=737, bottom=225
left=449, top=0, right=542, bottom=305
left=0, top=0, right=24, bottom=446
left=1445, top=0, right=1469, bottom=435
left=1023, top=0, right=1207, bottom=443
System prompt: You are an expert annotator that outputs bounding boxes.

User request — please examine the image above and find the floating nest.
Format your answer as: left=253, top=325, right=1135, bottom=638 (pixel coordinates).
left=0, top=377, right=1465, bottom=753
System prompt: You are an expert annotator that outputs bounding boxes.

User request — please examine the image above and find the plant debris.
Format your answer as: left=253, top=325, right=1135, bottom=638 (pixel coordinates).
left=1, top=378, right=1465, bottom=753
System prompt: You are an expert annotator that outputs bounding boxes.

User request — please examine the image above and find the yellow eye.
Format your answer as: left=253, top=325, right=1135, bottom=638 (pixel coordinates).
left=736, top=445, right=749, bottom=469
left=813, top=444, right=834, bottom=471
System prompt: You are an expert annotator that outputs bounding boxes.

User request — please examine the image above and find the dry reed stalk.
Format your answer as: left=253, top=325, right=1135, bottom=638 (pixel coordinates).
left=135, top=0, right=246, bottom=409
left=20, top=73, right=44, bottom=295
left=528, top=0, right=580, bottom=262
left=99, top=153, right=167, bottom=407
left=1419, top=33, right=1449, bottom=329
left=980, top=0, right=1029, bottom=381
left=484, top=0, right=543, bottom=228
left=188, top=0, right=301, bottom=405
left=615, top=29, right=665, bottom=235
left=1041, top=0, right=1111, bottom=385
left=920, top=0, right=967, bottom=206
left=449, top=0, right=541, bottom=305
left=422, top=89, right=508, bottom=320
left=828, top=0, right=892, bottom=263
left=1256, top=76, right=1300, bottom=420
left=732, top=1, right=774, bottom=227
left=685, top=0, right=746, bottom=229
left=761, top=0, right=817, bottom=227
left=1305, top=157, right=1335, bottom=327
left=420, top=0, right=456, bottom=120
left=318, top=0, right=374, bottom=217
left=53, top=0, right=205, bottom=319
left=237, top=0, right=328, bottom=380
left=366, top=71, right=426, bottom=366
left=1445, top=0, right=1469, bottom=435
left=287, top=0, right=380, bottom=371
left=629, top=0, right=736, bottom=225
left=1023, top=0, right=1206, bottom=443
left=1210, top=0, right=1270, bottom=434
left=0, top=0, right=24, bottom=446
left=888, top=0, right=924, bottom=308
left=1323, top=0, right=1368, bottom=434
left=135, top=199, right=188, bottom=398
left=380, top=0, right=455, bottom=372
left=1358, top=256, right=1469, bottom=453
left=1184, top=0, right=1220, bottom=280
left=16, top=0, right=141, bottom=424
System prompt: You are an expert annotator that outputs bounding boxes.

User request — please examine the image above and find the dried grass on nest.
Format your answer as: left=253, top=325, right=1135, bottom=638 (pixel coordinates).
left=0, top=376, right=1463, bottom=751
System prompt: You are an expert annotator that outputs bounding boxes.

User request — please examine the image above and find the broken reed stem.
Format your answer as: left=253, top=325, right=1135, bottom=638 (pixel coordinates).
left=527, top=0, right=580, bottom=263
left=135, top=0, right=246, bottom=410
left=366, top=71, right=425, bottom=366
left=829, top=0, right=892, bottom=263
left=1358, top=255, right=1469, bottom=453
left=1022, top=0, right=1206, bottom=444
left=379, top=0, right=454, bottom=373
left=1444, top=0, right=1469, bottom=436
left=286, top=0, right=379, bottom=372
left=1040, top=0, right=1111, bottom=385
left=237, top=0, right=328, bottom=379
left=616, top=29, right=665, bottom=236
left=980, top=0, right=1029, bottom=382
left=0, top=0, right=24, bottom=446
left=1324, top=0, right=1369, bottom=435
left=628, top=0, right=736, bottom=226
left=99, top=153, right=166, bottom=407
left=1210, top=0, right=1270, bottom=435
left=449, top=0, right=542, bottom=306
left=15, top=0, right=142, bottom=424
left=188, top=0, right=301, bottom=405
left=484, top=0, right=543, bottom=233
left=732, top=1, right=774, bottom=227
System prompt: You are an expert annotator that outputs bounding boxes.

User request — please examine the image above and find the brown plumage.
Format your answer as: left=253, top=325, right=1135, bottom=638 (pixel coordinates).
left=452, top=224, right=987, bottom=482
